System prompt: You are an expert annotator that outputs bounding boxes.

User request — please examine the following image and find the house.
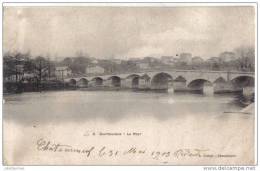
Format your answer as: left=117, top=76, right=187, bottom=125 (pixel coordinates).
left=22, top=73, right=37, bottom=83
left=86, top=65, right=105, bottom=74
left=23, top=73, right=35, bottom=79
left=161, top=56, right=174, bottom=65
left=55, top=66, right=72, bottom=79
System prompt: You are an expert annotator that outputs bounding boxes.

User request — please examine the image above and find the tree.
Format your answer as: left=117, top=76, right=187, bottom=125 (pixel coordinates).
left=62, top=57, right=73, bottom=67
left=234, top=46, right=255, bottom=71
left=70, top=56, right=92, bottom=74
left=33, top=56, right=50, bottom=89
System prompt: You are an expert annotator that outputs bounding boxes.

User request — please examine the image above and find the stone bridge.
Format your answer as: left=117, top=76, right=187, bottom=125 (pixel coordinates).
left=64, top=70, right=255, bottom=93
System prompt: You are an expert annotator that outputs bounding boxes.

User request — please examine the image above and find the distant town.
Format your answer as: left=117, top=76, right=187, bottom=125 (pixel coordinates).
left=3, top=46, right=254, bottom=93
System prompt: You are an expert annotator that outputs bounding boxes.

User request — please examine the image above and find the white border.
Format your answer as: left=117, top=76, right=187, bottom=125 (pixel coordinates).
left=2, top=2, right=258, bottom=7
left=1, top=1, right=259, bottom=171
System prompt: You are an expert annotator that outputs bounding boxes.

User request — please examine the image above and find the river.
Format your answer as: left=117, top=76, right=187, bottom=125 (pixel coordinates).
left=3, top=90, right=255, bottom=165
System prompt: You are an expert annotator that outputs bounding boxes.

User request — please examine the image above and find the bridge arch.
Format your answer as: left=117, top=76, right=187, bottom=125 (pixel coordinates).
left=69, top=78, right=77, bottom=86
left=213, top=77, right=226, bottom=83
left=229, top=73, right=254, bottom=81
left=172, top=76, right=187, bottom=92
left=140, top=74, right=151, bottom=81
left=77, top=78, right=88, bottom=88
left=91, top=77, right=103, bottom=86
left=126, top=74, right=140, bottom=88
left=151, top=72, right=174, bottom=90
left=126, top=74, right=140, bottom=79
left=108, top=76, right=121, bottom=87
left=174, top=75, right=187, bottom=82
left=187, top=78, right=213, bottom=93
left=231, top=76, right=254, bottom=88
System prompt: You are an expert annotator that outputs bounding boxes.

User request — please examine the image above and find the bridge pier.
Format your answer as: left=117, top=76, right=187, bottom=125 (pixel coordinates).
left=138, top=75, right=151, bottom=90
left=121, top=78, right=133, bottom=89
left=103, top=79, right=112, bottom=87
left=77, top=79, right=88, bottom=88
left=88, top=80, right=94, bottom=87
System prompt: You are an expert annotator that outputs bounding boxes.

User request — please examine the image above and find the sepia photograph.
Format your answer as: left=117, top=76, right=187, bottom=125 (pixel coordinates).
left=2, top=2, right=257, bottom=167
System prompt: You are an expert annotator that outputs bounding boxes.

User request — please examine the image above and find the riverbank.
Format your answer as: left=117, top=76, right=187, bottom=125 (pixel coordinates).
left=3, top=81, right=76, bottom=94
left=241, top=103, right=255, bottom=113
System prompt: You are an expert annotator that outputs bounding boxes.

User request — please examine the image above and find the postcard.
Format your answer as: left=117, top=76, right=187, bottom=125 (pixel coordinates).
left=2, top=3, right=256, bottom=166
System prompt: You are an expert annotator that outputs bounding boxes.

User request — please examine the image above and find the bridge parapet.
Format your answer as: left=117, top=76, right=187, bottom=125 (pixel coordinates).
left=65, top=70, right=254, bottom=81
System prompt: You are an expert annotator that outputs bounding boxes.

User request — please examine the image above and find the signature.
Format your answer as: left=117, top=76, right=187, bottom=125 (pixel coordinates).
left=36, top=138, right=236, bottom=162
left=37, top=138, right=95, bottom=157
left=173, top=148, right=210, bottom=158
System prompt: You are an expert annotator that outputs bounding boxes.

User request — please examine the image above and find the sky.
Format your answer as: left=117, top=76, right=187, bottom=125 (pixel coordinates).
left=3, top=6, right=255, bottom=60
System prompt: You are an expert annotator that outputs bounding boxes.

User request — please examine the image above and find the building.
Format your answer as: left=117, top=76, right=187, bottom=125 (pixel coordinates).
left=86, top=65, right=105, bottom=74
left=22, top=73, right=37, bottom=83
left=23, top=73, right=35, bottom=79
left=55, top=66, right=72, bottom=79
left=161, top=56, right=174, bottom=65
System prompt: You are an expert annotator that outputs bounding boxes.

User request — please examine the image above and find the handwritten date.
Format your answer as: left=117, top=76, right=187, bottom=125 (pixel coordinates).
left=36, top=138, right=236, bottom=163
